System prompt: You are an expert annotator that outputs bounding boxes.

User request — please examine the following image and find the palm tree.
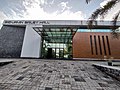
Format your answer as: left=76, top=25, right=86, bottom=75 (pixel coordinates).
left=86, top=0, right=120, bottom=38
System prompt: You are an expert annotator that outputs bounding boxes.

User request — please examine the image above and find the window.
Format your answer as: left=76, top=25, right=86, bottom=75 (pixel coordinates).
left=98, top=36, right=102, bottom=55
left=90, top=35, right=93, bottom=55
left=102, top=36, right=107, bottom=55
left=106, top=36, right=111, bottom=55
left=94, top=35, right=98, bottom=55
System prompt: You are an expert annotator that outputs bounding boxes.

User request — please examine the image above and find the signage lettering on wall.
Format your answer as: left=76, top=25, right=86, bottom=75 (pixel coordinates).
left=4, top=20, right=50, bottom=25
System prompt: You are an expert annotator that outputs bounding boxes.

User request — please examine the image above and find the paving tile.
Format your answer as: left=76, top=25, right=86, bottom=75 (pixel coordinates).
left=0, top=59, right=120, bottom=90
left=74, top=77, right=86, bottom=82
left=45, top=87, right=53, bottom=90
left=16, top=76, right=24, bottom=80
left=98, top=82, right=109, bottom=87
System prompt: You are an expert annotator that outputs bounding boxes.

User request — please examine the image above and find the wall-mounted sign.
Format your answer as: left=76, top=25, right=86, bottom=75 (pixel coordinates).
left=4, top=20, right=50, bottom=25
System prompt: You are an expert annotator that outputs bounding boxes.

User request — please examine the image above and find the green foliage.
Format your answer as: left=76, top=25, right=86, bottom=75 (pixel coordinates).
left=87, top=0, right=120, bottom=38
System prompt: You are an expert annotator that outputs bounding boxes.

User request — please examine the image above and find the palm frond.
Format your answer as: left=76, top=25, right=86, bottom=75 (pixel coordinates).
left=100, top=0, right=119, bottom=16
left=89, top=0, right=119, bottom=20
left=87, top=19, right=97, bottom=29
left=112, top=10, right=120, bottom=30
left=86, top=0, right=92, bottom=4
left=87, top=0, right=120, bottom=29
left=111, top=31, right=120, bottom=39
left=111, top=10, right=120, bottom=39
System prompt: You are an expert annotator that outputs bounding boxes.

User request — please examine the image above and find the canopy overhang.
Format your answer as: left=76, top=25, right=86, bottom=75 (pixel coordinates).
left=33, top=25, right=78, bottom=43
left=33, top=24, right=120, bottom=43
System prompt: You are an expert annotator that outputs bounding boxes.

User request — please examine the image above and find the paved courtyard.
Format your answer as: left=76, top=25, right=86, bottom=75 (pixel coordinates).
left=0, top=59, right=120, bottom=90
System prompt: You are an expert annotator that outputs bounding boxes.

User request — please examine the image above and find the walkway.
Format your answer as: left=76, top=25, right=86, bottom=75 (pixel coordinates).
left=0, top=59, right=120, bottom=90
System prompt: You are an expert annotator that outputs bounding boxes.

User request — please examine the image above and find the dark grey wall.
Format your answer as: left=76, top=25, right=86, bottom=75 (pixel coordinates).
left=0, top=25, right=25, bottom=58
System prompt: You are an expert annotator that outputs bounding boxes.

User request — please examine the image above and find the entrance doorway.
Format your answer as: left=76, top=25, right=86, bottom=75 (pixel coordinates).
left=42, top=42, right=72, bottom=59
left=47, top=48, right=52, bottom=59
left=49, top=48, right=64, bottom=59
left=33, top=26, right=77, bottom=59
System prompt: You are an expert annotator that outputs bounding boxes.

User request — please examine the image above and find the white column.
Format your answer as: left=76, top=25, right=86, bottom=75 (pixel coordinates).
left=21, top=25, right=42, bottom=58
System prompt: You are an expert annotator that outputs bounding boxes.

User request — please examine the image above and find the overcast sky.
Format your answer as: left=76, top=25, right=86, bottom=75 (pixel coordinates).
left=0, top=0, right=120, bottom=27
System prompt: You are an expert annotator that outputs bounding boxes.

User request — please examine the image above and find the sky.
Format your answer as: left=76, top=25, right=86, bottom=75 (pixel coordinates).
left=0, top=0, right=120, bottom=28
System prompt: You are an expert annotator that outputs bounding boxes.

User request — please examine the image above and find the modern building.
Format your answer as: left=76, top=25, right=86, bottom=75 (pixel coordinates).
left=0, top=20, right=120, bottom=59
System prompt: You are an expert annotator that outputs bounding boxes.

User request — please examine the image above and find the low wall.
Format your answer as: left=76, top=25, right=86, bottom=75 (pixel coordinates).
left=93, top=64, right=120, bottom=81
left=0, top=60, right=13, bottom=66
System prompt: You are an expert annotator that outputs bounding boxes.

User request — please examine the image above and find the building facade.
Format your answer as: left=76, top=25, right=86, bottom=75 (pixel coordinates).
left=73, top=32, right=120, bottom=59
left=0, top=20, right=120, bottom=59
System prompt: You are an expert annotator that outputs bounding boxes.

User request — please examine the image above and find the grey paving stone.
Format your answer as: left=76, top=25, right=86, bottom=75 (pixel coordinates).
left=45, top=87, right=52, bottom=90
left=0, top=59, right=120, bottom=90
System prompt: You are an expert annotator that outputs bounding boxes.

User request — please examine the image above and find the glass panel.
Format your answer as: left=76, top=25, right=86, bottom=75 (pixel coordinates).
left=77, top=29, right=111, bottom=32
left=33, top=27, right=76, bottom=59
left=50, top=29, right=56, bottom=32
left=44, top=28, right=49, bottom=32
